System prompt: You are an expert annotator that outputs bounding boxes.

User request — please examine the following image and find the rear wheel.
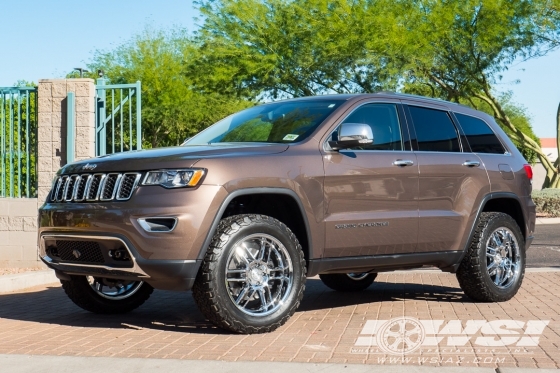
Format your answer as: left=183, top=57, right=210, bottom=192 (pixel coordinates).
left=319, top=272, right=377, bottom=292
left=457, top=212, right=526, bottom=302
left=61, top=275, right=153, bottom=314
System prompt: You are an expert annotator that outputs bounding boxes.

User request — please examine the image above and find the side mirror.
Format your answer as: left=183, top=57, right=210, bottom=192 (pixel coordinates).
left=328, top=123, right=373, bottom=151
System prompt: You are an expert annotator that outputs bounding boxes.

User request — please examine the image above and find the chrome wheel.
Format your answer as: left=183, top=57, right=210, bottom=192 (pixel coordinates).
left=486, top=227, right=520, bottom=289
left=347, top=273, right=369, bottom=281
left=225, top=233, right=294, bottom=317
left=87, top=276, right=144, bottom=300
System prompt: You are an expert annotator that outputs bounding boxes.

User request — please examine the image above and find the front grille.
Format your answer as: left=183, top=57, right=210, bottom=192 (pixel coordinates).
left=55, top=240, right=105, bottom=264
left=50, top=172, right=141, bottom=202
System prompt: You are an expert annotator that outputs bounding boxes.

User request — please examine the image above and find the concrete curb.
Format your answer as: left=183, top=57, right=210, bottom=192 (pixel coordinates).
left=0, top=270, right=58, bottom=294
left=2, top=354, right=558, bottom=373
left=535, top=217, right=560, bottom=225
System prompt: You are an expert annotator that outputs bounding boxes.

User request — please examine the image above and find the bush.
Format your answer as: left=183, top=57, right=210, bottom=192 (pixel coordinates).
left=532, top=189, right=560, bottom=217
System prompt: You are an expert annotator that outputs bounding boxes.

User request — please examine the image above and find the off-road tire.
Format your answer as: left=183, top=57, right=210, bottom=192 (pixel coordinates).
left=319, top=273, right=377, bottom=292
left=192, top=214, right=306, bottom=334
left=61, top=275, right=154, bottom=314
left=456, top=212, right=526, bottom=302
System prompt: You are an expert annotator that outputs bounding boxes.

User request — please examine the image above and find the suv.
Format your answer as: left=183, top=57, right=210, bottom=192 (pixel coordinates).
left=39, top=93, right=535, bottom=334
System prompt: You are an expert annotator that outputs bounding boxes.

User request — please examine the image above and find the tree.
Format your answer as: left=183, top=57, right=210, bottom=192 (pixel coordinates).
left=86, top=27, right=251, bottom=148
left=393, top=0, right=560, bottom=187
left=190, top=0, right=400, bottom=99
left=193, top=0, right=560, bottom=187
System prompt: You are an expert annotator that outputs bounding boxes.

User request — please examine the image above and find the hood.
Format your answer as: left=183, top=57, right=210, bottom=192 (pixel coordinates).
left=61, top=144, right=289, bottom=174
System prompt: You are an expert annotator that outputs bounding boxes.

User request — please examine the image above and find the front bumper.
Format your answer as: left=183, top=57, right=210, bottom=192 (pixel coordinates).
left=40, top=233, right=201, bottom=290
left=38, top=184, right=227, bottom=290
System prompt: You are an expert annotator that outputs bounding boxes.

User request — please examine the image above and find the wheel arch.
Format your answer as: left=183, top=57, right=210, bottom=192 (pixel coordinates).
left=197, top=188, right=313, bottom=267
left=453, top=192, right=527, bottom=271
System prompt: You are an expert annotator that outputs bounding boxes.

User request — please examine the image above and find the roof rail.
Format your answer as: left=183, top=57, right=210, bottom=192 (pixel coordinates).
left=376, top=91, right=471, bottom=108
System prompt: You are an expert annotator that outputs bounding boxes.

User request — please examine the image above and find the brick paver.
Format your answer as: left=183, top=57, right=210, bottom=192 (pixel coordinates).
left=0, top=271, right=558, bottom=369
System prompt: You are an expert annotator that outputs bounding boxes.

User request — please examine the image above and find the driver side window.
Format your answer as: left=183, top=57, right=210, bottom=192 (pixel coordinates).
left=336, top=103, right=403, bottom=151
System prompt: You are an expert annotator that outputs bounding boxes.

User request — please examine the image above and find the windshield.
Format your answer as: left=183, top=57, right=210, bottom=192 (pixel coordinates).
left=185, top=100, right=344, bottom=145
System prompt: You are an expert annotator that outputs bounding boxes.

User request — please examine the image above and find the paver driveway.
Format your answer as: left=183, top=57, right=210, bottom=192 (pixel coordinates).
left=0, top=271, right=558, bottom=369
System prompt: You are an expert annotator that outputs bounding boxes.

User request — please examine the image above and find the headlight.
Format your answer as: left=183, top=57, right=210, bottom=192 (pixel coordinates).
left=142, top=169, right=206, bottom=188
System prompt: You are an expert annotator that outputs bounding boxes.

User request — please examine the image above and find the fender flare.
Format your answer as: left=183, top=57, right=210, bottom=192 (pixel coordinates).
left=453, top=192, right=527, bottom=269
left=197, top=187, right=314, bottom=262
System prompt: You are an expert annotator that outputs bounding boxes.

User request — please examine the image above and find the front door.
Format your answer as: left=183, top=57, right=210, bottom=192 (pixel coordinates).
left=323, top=102, right=419, bottom=258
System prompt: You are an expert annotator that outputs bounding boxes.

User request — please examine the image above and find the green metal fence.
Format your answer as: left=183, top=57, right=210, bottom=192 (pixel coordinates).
left=95, top=79, right=142, bottom=156
left=0, top=87, right=37, bottom=198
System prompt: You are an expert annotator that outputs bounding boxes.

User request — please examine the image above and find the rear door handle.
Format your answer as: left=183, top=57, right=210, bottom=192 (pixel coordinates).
left=462, top=160, right=481, bottom=167
left=393, top=160, right=414, bottom=167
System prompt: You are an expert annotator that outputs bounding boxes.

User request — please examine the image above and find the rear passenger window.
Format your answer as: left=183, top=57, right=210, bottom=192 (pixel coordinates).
left=455, top=113, right=506, bottom=154
left=339, top=103, right=403, bottom=151
left=408, top=106, right=461, bottom=152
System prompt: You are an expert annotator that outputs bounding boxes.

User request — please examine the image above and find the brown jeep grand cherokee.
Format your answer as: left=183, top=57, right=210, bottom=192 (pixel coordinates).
left=39, top=93, right=536, bottom=333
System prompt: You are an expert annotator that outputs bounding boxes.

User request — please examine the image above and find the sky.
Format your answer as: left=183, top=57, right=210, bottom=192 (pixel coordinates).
left=1, top=0, right=558, bottom=138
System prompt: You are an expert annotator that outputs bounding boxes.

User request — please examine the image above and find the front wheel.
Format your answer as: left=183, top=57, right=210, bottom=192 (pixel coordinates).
left=192, top=214, right=306, bottom=334
left=319, top=272, right=377, bottom=292
left=456, top=212, right=526, bottom=302
left=61, top=275, right=153, bottom=314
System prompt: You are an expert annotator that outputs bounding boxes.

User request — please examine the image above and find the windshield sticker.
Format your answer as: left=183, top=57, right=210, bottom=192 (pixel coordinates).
left=328, top=103, right=336, bottom=108
left=283, top=134, right=299, bottom=141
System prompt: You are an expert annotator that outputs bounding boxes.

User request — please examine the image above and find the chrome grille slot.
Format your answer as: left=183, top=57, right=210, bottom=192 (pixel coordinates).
left=64, top=175, right=79, bottom=201
left=74, top=175, right=90, bottom=201
left=49, top=172, right=141, bottom=202
left=100, top=173, right=121, bottom=201
left=87, top=174, right=104, bottom=200
left=117, top=173, right=141, bottom=200
left=56, top=176, right=68, bottom=202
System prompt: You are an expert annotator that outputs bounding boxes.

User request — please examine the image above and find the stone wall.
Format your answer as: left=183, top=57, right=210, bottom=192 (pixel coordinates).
left=0, top=199, right=40, bottom=268
left=0, top=78, right=96, bottom=268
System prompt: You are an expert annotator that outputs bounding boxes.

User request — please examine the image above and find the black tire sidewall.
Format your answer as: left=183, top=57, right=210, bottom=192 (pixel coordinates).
left=212, top=219, right=305, bottom=328
left=65, top=275, right=152, bottom=314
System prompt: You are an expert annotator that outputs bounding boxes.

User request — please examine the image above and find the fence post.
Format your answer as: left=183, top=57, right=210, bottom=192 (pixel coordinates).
left=37, top=79, right=95, bottom=203
left=96, top=78, right=106, bottom=156
left=66, top=92, right=75, bottom=164
left=136, top=81, right=142, bottom=150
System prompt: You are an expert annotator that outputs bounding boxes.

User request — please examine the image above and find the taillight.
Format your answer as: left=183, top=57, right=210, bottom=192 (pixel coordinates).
left=523, top=164, right=533, bottom=180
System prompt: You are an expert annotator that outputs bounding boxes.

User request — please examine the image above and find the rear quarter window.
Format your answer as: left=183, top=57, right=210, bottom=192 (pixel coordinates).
left=455, top=113, right=506, bottom=154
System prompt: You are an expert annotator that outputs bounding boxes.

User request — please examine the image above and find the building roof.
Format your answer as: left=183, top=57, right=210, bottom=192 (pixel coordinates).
left=540, top=138, right=558, bottom=148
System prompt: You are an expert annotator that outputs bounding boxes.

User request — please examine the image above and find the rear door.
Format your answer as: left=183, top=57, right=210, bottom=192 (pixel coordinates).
left=322, top=100, right=419, bottom=258
left=404, top=103, right=490, bottom=253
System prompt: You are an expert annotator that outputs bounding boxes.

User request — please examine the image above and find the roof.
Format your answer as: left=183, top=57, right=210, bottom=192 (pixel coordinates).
left=540, top=138, right=558, bottom=148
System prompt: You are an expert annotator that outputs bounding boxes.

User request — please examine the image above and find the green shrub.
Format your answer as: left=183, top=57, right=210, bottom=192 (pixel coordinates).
left=532, top=189, right=560, bottom=217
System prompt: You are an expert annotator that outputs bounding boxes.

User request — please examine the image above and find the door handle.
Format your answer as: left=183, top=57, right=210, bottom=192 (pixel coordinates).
left=462, top=160, right=481, bottom=167
left=393, top=160, right=414, bottom=167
